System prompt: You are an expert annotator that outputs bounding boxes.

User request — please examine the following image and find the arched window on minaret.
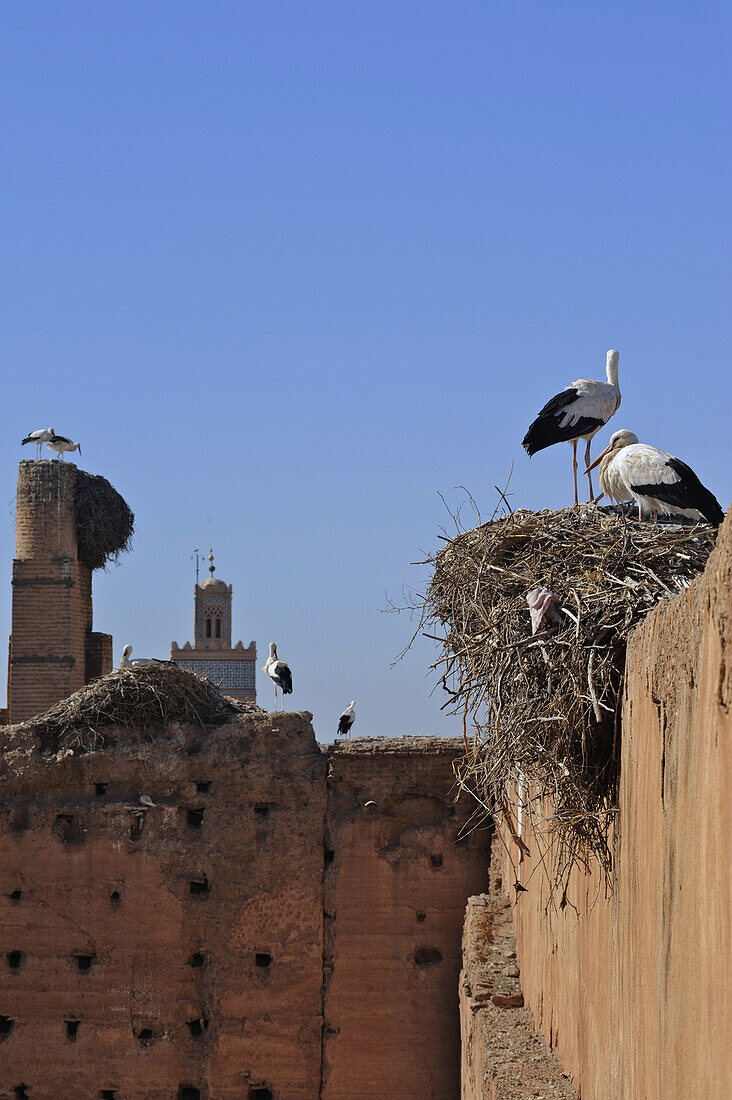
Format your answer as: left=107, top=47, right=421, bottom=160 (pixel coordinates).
left=171, top=547, right=257, bottom=702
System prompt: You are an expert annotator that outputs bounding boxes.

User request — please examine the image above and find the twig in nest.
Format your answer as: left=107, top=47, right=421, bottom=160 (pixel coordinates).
left=408, top=502, right=717, bottom=898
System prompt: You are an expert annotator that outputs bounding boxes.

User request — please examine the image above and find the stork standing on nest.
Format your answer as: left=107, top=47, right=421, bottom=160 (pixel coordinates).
left=21, top=427, right=55, bottom=459
left=586, top=429, right=725, bottom=524
left=263, top=643, right=292, bottom=711
left=45, top=435, right=81, bottom=461
left=523, top=349, right=621, bottom=505
left=337, top=701, right=356, bottom=738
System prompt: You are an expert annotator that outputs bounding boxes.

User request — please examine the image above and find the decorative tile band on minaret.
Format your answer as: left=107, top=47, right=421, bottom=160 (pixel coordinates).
left=170, top=549, right=257, bottom=702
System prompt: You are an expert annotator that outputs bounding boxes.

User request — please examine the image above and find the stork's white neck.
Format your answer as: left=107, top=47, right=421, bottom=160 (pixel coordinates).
left=605, top=350, right=620, bottom=390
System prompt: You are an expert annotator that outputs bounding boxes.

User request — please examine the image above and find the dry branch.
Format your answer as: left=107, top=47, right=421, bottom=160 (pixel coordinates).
left=23, top=663, right=260, bottom=755
left=419, top=502, right=717, bottom=893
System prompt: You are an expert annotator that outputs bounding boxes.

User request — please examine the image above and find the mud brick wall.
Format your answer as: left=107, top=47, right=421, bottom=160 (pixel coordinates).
left=321, top=738, right=491, bottom=1100
left=9, top=461, right=113, bottom=723
left=459, top=875, right=576, bottom=1100
left=497, top=511, right=732, bottom=1100
left=0, top=712, right=327, bottom=1100
left=0, top=718, right=491, bottom=1099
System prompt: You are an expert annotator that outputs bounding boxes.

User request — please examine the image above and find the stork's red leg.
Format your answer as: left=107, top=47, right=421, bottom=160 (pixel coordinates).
left=585, top=439, right=594, bottom=502
left=572, top=440, right=579, bottom=506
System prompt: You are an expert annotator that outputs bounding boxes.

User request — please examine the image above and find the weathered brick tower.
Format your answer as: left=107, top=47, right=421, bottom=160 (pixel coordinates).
left=8, top=460, right=133, bottom=723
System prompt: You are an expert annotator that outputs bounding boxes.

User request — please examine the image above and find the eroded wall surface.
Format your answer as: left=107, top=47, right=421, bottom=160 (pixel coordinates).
left=460, top=887, right=575, bottom=1100
left=0, top=720, right=490, bottom=1098
left=322, top=739, right=491, bottom=1100
left=504, top=513, right=732, bottom=1100
left=0, top=713, right=327, bottom=1100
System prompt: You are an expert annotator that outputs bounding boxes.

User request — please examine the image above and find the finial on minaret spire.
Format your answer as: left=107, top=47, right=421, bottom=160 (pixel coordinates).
left=208, top=548, right=215, bottom=577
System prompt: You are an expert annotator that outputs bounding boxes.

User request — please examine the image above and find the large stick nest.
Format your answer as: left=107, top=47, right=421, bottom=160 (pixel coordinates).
left=73, top=469, right=134, bottom=571
left=21, top=663, right=258, bottom=756
left=421, top=504, right=717, bottom=893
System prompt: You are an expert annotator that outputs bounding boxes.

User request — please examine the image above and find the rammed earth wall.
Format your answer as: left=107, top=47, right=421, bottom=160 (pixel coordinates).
left=0, top=722, right=490, bottom=1099
left=493, top=510, right=732, bottom=1099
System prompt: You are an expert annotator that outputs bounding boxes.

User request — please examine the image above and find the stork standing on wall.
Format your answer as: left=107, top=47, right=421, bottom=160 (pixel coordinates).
left=337, top=701, right=356, bottom=737
left=264, top=643, right=292, bottom=711
left=21, top=427, right=55, bottom=459
left=45, top=435, right=81, bottom=461
left=522, top=350, right=621, bottom=505
left=585, top=429, right=725, bottom=524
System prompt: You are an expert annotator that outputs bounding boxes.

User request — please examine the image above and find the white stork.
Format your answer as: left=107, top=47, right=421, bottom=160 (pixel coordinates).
left=263, top=643, right=292, bottom=711
left=22, top=427, right=55, bottom=458
left=120, top=644, right=160, bottom=668
left=523, top=349, right=621, bottom=505
left=45, top=435, right=81, bottom=460
left=337, top=701, right=356, bottom=738
left=586, top=429, right=725, bottom=525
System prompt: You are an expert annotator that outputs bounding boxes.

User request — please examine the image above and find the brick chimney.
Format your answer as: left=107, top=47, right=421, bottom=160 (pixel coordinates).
left=8, top=460, right=114, bottom=723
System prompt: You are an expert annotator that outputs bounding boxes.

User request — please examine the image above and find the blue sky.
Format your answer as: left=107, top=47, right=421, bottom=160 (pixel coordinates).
left=1, top=2, right=729, bottom=737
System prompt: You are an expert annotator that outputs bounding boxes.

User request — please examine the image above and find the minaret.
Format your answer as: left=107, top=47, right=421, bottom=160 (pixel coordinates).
left=170, top=549, right=256, bottom=702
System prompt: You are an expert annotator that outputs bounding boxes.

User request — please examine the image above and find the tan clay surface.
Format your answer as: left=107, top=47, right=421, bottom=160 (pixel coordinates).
left=322, top=738, right=492, bottom=1100
left=503, top=511, right=732, bottom=1099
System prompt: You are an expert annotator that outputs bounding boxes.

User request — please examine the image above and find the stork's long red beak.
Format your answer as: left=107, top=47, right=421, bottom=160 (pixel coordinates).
left=584, top=442, right=614, bottom=476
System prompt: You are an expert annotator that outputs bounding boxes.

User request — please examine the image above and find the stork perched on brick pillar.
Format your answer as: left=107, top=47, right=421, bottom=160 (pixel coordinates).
left=522, top=349, right=621, bottom=505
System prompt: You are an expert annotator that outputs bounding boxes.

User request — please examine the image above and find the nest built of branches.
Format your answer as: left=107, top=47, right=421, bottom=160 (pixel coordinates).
left=73, top=469, right=134, bottom=570
left=20, top=461, right=134, bottom=571
left=22, top=663, right=256, bottom=756
left=421, top=503, right=717, bottom=894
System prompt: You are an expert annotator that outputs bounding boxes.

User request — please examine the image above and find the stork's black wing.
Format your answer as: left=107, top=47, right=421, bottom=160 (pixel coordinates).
left=337, top=713, right=353, bottom=736
left=276, top=662, right=293, bottom=694
left=631, top=458, right=724, bottom=525
left=522, top=388, right=604, bottom=455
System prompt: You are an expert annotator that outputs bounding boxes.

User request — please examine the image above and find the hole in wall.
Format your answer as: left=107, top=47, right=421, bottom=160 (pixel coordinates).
left=37, top=728, right=60, bottom=755
left=53, top=813, right=83, bottom=844
left=249, top=1088, right=274, bottom=1100
left=109, top=890, right=121, bottom=907
left=0, top=1015, right=15, bottom=1039
left=7, top=951, right=24, bottom=970
left=186, top=1017, right=208, bottom=1037
left=135, top=1025, right=160, bottom=1046
left=75, top=953, right=96, bottom=972
left=186, top=808, right=204, bottom=829
left=195, top=781, right=211, bottom=793
left=430, top=853, right=443, bottom=867
left=95, top=783, right=107, bottom=797
left=255, top=952, right=272, bottom=968
left=129, top=813, right=144, bottom=840
left=65, top=1019, right=80, bottom=1042
left=99, top=1092, right=116, bottom=1099
left=188, top=952, right=205, bottom=968
left=253, top=803, right=271, bottom=817
left=189, top=877, right=210, bottom=896
left=14, top=1086, right=29, bottom=1099
left=9, top=889, right=22, bottom=902
left=414, top=947, right=443, bottom=968
left=324, top=847, right=335, bottom=863
left=416, top=911, right=427, bottom=923
left=177, top=1088, right=201, bottom=1100
left=10, top=807, right=29, bottom=832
